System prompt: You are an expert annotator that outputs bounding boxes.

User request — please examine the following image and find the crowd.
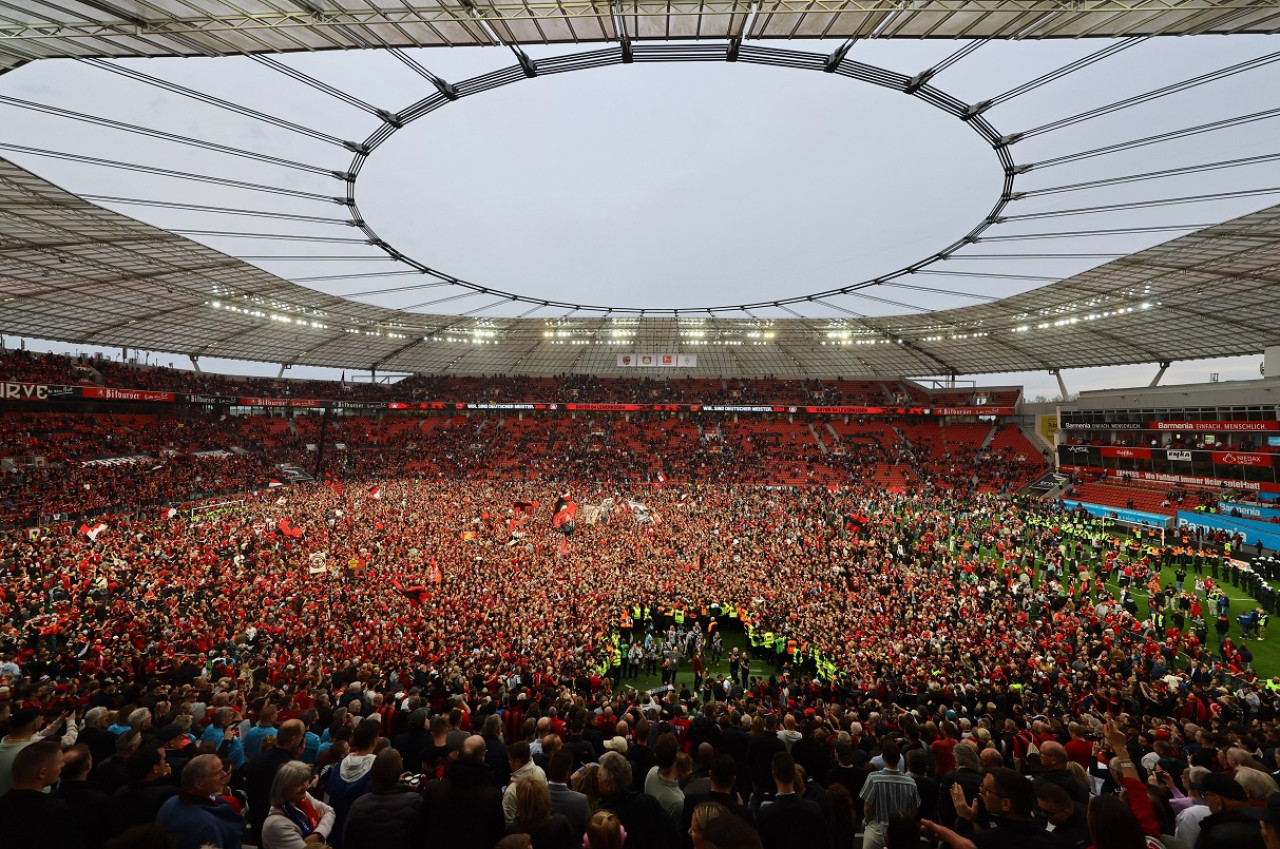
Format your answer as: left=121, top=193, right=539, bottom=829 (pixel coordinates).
left=2, top=347, right=989, bottom=408
left=1, top=406, right=1046, bottom=529
left=2, top=463, right=1280, bottom=849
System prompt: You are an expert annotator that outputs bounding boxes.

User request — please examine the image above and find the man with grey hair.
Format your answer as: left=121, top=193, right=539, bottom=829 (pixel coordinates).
left=598, top=750, right=680, bottom=849
left=155, top=754, right=244, bottom=849
left=80, top=706, right=116, bottom=765
left=937, top=741, right=984, bottom=829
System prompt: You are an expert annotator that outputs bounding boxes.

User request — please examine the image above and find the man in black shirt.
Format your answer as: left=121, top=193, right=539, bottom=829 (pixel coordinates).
left=0, top=741, right=84, bottom=849
left=756, top=752, right=830, bottom=849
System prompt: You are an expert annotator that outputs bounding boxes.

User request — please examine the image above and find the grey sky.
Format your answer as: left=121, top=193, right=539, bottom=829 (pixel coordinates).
left=2, top=35, right=1278, bottom=392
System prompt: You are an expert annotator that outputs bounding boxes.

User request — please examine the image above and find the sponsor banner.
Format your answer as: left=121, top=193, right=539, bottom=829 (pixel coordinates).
left=238, top=397, right=290, bottom=407
left=616, top=353, right=697, bottom=368
left=1166, top=449, right=1193, bottom=461
left=1131, top=470, right=1278, bottom=492
left=1100, top=446, right=1153, bottom=460
left=80, top=387, right=175, bottom=403
left=1057, top=445, right=1102, bottom=467
left=1061, top=421, right=1144, bottom=430
left=1155, top=420, right=1279, bottom=432
left=1177, top=510, right=1280, bottom=551
left=1061, top=499, right=1171, bottom=529
left=1061, top=420, right=1279, bottom=432
left=184, top=394, right=225, bottom=405
left=1218, top=501, right=1280, bottom=521
left=0, top=381, right=58, bottom=401
left=326, top=401, right=388, bottom=411
left=935, top=406, right=1017, bottom=416
left=47, top=385, right=77, bottom=399
left=1215, top=451, right=1272, bottom=467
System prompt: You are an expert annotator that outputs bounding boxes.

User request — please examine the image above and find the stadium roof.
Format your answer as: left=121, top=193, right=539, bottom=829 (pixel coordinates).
left=5, top=154, right=1280, bottom=377
left=3, top=1, right=1280, bottom=378
left=3, top=0, right=1280, bottom=81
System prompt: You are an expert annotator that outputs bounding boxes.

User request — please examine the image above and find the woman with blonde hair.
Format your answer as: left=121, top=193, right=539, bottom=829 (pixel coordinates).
left=509, top=775, right=575, bottom=849
left=584, top=810, right=625, bottom=849
left=688, top=801, right=727, bottom=849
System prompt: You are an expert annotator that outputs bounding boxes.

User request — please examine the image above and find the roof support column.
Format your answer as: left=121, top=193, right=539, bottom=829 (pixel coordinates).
left=1149, top=360, right=1170, bottom=387
left=277, top=363, right=287, bottom=378
left=1049, top=368, right=1069, bottom=401
left=190, top=355, right=202, bottom=374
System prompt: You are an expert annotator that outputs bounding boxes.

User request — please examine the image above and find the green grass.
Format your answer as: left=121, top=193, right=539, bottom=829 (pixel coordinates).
left=618, top=630, right=777, bottom=694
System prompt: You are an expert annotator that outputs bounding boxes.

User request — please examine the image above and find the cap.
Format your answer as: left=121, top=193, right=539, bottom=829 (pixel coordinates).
left=604, top=736, right=628, bottom=753
left=1201, top=772, right=1247, bottom=802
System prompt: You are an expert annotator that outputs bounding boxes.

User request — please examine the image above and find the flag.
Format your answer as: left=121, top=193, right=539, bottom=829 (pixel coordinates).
left=557, top=537, right=569, bottom=557
left=552, top=499, right=578, bottom=534
left=657, top=473, right=666, bottom=484
left=80, top=522, right=108, bottom=541
left=428, top=560, right=442, bottom=584
left=268, top=479, right=284, bottom=488
left=391, top=577, right=428, bottom=606
left=370, top=486, right=382, bottom=500
left=162, top=507, right=177, bottom=520
left=277, top=518, right=303, bottom=539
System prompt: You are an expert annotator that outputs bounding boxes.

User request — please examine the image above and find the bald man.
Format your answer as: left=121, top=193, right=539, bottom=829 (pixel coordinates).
left=1032, top=741, right=1091, bottom=808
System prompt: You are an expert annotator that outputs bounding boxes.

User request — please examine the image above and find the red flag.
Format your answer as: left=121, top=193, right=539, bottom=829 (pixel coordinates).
left=391, top=577, right=427, bottom=606
left=370, top=486, right=382, bottom=500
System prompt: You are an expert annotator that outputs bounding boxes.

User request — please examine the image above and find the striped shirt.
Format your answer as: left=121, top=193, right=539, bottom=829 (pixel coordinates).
left=860, top=767, right=922, bottom=824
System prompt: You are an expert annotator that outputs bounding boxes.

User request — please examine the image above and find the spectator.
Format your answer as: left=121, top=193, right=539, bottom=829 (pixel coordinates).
left=755, top=751, right=830, bottom=849
left=1195, top=772, right=1265, bottom=849
left=504, top=739, right=549, bottom=827
left=245, top=719, right=306, bottom=845
left=424, top=734, right=505, bottom=849
left=261, top=760, right=335, bottom=849
left=597, top=750, right=681, bottom=849
left=859, top=740, right=919, bottom=849
left=645, top=733, right=686, bottom=822
left=343, top=749, right=423, bottom=849
left=324, top=717, right=380, bottom=849
left=0, top=740, right=84, bottom=848
left=546, top=749, right=591, bottom=837
left=154, top=754, right=244, bottom=849
left=508, top=774, right=577, bottom=849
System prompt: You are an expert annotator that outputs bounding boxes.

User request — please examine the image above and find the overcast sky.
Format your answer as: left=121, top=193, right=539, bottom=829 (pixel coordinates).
left=2, top=35, right=1278, bottom=396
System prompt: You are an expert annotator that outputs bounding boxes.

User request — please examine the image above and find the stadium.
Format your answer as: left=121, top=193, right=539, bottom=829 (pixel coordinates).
left=3, top=3, right=1280, bottom=849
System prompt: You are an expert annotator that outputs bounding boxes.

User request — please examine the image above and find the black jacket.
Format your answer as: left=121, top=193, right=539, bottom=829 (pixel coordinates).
left=57, top=778, right=112, bottom=849
left=0, top=788, right=85, bottom=849
left=599, top=789, right=681, bottom=849
left=244, top=747, right=298, bottom=843
left=1195, top=807, right=1264, bottom=849
left=343, top=784, right=425, bottom=849
left=424, top=759, right=505, bottom=849
left=755, top=793, right=831, bottom=849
